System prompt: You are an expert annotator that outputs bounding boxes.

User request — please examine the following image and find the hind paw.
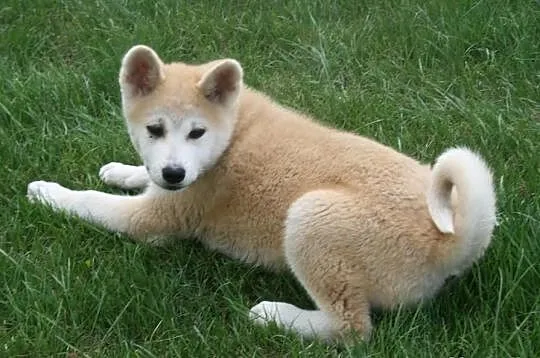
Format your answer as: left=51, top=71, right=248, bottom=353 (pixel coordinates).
left=249, top=301, right=340, bottom=340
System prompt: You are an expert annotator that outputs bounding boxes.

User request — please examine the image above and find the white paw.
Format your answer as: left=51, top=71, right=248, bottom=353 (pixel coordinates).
left=99, top=162, right=148, bottom=189
left=27, top=181, right=70, bottom=210
left=249, top=301, right=338, bottom=340
left=249, top=301, right=299, bottom=328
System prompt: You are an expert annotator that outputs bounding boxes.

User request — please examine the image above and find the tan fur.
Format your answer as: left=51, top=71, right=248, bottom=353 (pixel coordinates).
left=27, top=45, right=497, bottom=342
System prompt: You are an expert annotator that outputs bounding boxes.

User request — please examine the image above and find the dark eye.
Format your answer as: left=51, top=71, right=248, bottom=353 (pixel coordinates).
left=188, top=128, right=206, bottom=139
left=146, top=124, right=164, bottom=138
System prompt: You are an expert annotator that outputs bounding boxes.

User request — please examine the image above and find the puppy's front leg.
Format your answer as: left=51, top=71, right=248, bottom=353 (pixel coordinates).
left=27, top=181, right=177, bottom=240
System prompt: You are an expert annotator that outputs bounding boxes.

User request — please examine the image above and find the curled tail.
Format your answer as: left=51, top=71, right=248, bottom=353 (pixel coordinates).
left=427, top=147, right=497, bottom=262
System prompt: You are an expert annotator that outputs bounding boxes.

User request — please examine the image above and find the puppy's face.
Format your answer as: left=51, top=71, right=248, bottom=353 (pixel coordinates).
left=118, top=46, right=243, bottom=190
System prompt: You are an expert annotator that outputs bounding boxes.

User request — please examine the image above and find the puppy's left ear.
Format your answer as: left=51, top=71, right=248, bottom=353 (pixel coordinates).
left=198, top=59, right=243, bottom=105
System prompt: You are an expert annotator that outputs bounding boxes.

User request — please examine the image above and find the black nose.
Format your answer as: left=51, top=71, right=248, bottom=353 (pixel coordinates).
left=162, top=166, right=185, bottom=184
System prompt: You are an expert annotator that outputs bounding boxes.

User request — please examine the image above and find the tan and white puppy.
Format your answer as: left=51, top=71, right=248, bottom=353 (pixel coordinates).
left=27, top=45, right=497, bottom=342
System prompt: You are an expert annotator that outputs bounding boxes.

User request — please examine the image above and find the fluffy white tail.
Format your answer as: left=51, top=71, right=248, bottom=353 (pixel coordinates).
left=427, top=147, right=497, bottom=263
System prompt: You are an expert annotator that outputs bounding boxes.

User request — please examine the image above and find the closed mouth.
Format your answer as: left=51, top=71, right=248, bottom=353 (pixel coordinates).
left=162, top=184, right=184, bottom=191
left=150, top=179, right=185, bottom=191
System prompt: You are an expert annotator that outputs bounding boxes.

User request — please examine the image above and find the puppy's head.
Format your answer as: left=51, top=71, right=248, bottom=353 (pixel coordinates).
left=119, top=45, right=243, bottom=190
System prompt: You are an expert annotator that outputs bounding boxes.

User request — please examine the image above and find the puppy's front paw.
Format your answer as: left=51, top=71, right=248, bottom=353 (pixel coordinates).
left=99, top=162, right=148, bottom=189
left=27, top=181, right=71, bottom=210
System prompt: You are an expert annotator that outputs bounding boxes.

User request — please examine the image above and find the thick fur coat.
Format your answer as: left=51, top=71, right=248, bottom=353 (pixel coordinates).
left=27, top=45, right=497, bottom=341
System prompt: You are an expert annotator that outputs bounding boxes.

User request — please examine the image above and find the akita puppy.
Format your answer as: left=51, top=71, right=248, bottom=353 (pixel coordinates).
left=27, top=45, right=497, bottom=341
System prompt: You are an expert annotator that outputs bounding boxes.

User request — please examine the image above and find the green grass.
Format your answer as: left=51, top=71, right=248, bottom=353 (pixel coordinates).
left=1, top=0, right=539, bottom=356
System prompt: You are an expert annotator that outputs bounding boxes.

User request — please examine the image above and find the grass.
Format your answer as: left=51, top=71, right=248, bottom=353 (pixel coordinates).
left=1, top=0, right=539, bottom=356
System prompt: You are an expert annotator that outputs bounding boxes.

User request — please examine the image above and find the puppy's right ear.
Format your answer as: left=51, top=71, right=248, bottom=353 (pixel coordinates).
left=119, top=45, right=164, bottom=98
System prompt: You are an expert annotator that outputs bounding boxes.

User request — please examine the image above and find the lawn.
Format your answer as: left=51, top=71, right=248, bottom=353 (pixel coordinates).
left=1, top=0, right=539, bottom=356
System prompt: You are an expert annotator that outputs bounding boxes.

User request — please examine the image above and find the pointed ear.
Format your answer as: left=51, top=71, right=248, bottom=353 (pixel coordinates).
left=119, top=45, right=164, bottom=97
left=197, top=59, right=243, bottom=105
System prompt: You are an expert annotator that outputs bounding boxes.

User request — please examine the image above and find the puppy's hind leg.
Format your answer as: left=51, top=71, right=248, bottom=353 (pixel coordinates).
left=99, top=162, right=150, bottom=190
left=250, top=301, right=339, bottom=340
left=249, top=189, right=372, bottom=342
